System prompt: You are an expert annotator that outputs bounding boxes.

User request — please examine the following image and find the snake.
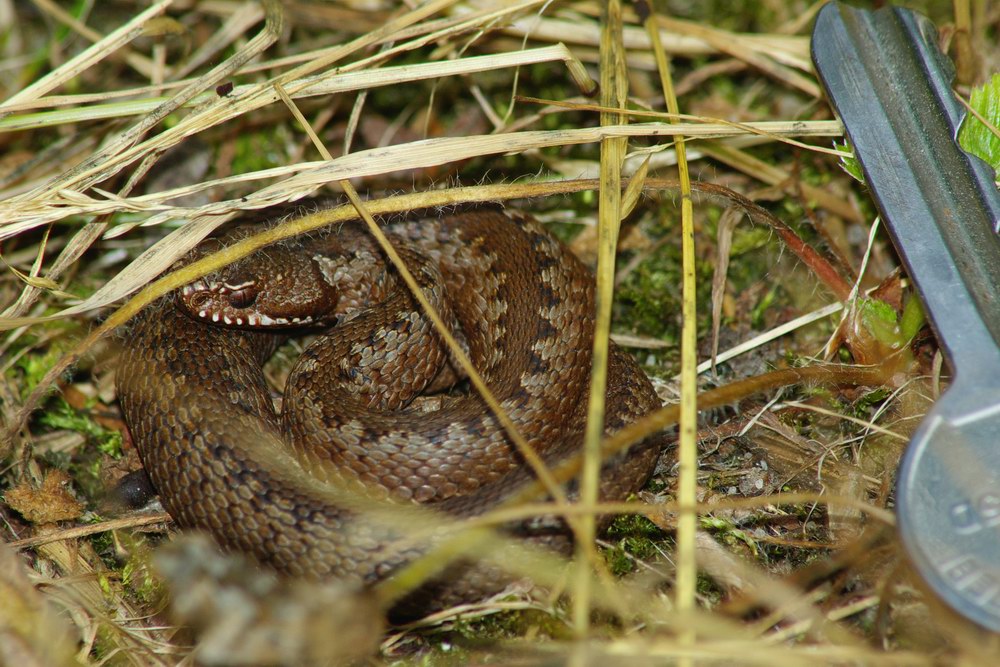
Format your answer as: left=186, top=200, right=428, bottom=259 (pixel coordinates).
left=117, top=205, right=667, bottom=616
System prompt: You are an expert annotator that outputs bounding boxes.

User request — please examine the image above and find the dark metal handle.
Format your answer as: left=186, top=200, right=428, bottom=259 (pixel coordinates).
left=813, top=2, right=1000, bottom=632
left=812, top=3, right=1000, bottom=379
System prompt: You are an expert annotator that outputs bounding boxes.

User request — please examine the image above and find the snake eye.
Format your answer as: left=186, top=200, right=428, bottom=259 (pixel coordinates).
left=227, top=284, right=258, bottom=309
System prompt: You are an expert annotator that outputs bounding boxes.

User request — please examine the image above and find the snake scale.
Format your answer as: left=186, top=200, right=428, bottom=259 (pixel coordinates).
left=117, top=205, right=667, bottom=615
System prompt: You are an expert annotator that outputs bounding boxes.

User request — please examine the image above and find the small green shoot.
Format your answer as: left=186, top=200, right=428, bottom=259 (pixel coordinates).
left=857, top=295, right=924, bottom=352
left=834, top=140, right=865, bottom=182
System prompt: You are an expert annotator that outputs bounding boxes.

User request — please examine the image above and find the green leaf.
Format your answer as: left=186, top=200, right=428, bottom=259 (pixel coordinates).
left=958, top=72, right=1000, bottom=178
left=899, top=294, right=926, bottom=341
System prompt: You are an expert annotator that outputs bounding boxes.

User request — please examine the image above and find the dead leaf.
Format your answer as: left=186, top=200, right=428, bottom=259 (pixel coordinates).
left=4, top=470, right=84, bottom=524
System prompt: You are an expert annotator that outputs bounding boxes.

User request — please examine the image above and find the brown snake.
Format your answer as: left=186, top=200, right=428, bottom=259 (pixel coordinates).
left=117, top=206, right=667, bottom=615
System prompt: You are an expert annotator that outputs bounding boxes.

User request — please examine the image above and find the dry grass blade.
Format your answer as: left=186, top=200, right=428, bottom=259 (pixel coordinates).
left=0, top=45, right=591, bottom=133
left=514, top=98, right=848, bottom=156
left=0, top=120, right=843, bottom=246
left=28, top=0, right=160, bottom=80
left=570, top=0, right=629, bottom=640
left=13, top=1, right=284, bottom=202
left=641, top=3, right=700, bottom=656
left=0, top=541, right=79, bottom=666
left=0, top=0, right=172, bottom=112
left=654, top=15, right=819, bottom=97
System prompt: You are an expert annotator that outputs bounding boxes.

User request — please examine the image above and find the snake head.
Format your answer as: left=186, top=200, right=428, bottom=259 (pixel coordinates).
left=178, top=253, right=341, bottom=329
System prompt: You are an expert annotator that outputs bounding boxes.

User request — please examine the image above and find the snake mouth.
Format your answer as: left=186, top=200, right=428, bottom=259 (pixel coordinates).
left=191, top=308, right=316, bottom=328
left=180, top=278, right=323, bottom=328
left=193, top=305, right=316, bottom=328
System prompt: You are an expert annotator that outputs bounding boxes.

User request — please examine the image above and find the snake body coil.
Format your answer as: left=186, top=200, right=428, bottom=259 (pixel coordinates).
left=118, top=207, right=666, bottom=612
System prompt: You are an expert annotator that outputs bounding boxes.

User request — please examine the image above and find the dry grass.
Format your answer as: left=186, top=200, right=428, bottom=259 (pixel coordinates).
left=1, top=1, right=998, bottom=664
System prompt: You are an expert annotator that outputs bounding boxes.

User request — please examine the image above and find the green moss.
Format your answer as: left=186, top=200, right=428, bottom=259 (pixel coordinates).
left=33, top=396, right=123, bottom=501
left=852, top=387, right=891, bottom=415
left=232, top=127, right=291, bottom=173
left=456, top=608, right=571, bottom=643
left=399, top=607, right=571, bottom=663
left=13, top=346, right=63, bottom=401
left=87, top=529, right=116, bottom=560
left=604, top=514, right=667, bottom=576
left=695, top=573, right=726, bottom=604
left=8, top=316, right=81, bottom=398
left=121, top=553, right=162, bottom=604
left=612, top=200, right=800, bottom=375
left=38, top=398, right=121, bottom=457
left=615, top=256, right=683, bottom=339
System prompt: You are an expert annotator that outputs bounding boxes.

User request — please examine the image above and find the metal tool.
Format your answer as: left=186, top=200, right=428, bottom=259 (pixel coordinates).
left=812, top=3, right=1000, bottom=631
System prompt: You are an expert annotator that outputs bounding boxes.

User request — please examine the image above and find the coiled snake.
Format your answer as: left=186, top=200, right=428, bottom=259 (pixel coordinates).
left=117, top=206, right=666, bottom=614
